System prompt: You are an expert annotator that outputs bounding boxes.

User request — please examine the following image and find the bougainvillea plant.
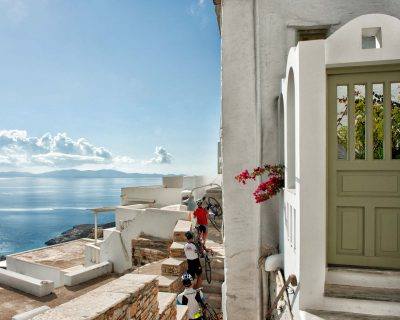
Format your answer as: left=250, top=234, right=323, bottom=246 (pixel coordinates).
left=235, top=164, right=285, bottom=203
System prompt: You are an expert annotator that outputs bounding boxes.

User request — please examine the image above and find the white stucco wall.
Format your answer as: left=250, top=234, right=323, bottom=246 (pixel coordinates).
left=326, top=14, right=400, bottom=67
left=100, top=206, right=190, bottom=274
left=121, top=186, right=182, bottom=207
left=221, top=1, right=400, bottom=319
left=297, top=40, right=327, bottom=312
left=115, top=206, right=189, bottom=240
left=99, top=229, right=131, bottom=274
left=6, top=256, right=63, bottom=288
left=221, top=1, right=261, bottom=319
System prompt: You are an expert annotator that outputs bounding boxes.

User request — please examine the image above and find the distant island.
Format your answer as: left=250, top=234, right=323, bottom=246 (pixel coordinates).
left=0, top=169, right=167, bottom=179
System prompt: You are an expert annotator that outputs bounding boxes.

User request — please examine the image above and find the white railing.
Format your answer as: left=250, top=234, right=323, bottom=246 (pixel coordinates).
left=284, top=189, right=297, bottom=251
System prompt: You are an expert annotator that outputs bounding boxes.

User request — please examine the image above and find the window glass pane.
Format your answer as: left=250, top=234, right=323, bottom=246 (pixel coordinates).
left=392, top=83, right=400, bottom=159
left=337, top=85, right=348, bottom=159
left=372, top=84, right=384, bottom=159
left=354, top=85, right=366, bottom=159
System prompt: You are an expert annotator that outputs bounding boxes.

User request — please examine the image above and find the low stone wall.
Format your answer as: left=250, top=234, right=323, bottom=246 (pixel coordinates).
left=132, top=235, right=172, bottom=266
left=32, top=274, right=159, bottom=320
left=158, top=292, right=177, bottom=320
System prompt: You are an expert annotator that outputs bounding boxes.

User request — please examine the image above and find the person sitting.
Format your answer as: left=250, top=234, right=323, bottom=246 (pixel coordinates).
left=177, top=273, right=205, bottom=320
left=184, top=231, right=203, bottom=289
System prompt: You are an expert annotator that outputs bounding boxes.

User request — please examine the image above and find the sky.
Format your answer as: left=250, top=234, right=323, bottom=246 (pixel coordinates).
left=0, top=0, right=221, bottom=176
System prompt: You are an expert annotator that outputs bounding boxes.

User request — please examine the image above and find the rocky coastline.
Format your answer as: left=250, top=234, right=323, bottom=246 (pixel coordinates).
left=45, top=222, right=116, bottom=246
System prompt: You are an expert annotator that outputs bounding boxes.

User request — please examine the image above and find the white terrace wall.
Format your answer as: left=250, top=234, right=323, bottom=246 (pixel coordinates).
left=115, top=206, right=189, bottom=240
left=121, top=186, right=182, bottom=207
left=220, top=1, right=400, bottom=320
left=97, top=206, right=190, bottom=273
left=7, top=256, right=63, bottom=288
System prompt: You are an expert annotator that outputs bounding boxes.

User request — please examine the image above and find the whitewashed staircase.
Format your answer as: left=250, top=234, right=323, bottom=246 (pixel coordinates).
left=304, top=267, right=400, bottom=319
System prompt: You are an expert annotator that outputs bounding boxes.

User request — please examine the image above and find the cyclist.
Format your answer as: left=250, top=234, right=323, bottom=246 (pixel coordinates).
left=190, top=197, right=209, bottom=241
left=184, top=231, right=203, bottom=289
left=177, top=273, right=205, bottom=320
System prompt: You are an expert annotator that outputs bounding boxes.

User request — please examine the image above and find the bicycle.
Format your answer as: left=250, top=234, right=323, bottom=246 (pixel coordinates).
left=196, top=288, right=222, bottom=320
left=201, top=301, right=221, bottom=320
left=203, top=251, right=212, bottom=284
left=194, top=226, right=213, bottom=284
left=203, top=196, right=223, bottom=232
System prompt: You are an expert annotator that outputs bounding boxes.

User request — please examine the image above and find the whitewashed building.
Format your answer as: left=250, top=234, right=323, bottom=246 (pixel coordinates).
left=213, top=1, right=400, bottom=319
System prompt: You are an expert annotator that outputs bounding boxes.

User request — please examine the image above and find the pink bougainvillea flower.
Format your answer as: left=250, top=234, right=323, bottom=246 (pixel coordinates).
left=235, top=169, right=251, bottom=184
left=235, top=163, right=284, bottom=204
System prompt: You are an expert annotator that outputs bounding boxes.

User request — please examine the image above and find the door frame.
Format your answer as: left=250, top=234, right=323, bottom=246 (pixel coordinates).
left=327, top=65, right=400, bottom=269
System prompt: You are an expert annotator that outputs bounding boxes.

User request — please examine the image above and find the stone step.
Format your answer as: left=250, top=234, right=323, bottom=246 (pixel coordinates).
left=132, top=236, right=172, bottom=251
left=161, top=258, right=187, bottom=277
left=176, top=305, right=189, bottom=320
left=207, top=257, right=224, bottom=270
left=169, top=242, right=185, bottom=258
left=12, top=306, right=51, bottom=320
left=202, top=280, right=223, bottom=294
left=133, top=248, right=169, bottom=266
left=173, top=220, right=192, bottom=242
left=306, top=309, right=400, bottom=320
left=205, top=292, right=222, bottom=310
left=324, top=284, right=400, bottom=303
left=326, top=267, right=400, bottom=289
left=157, top=292, right=177, bottom=320
left=209, top=268, right=224, bottom=282
left=157, top=275, right=183, bottom=293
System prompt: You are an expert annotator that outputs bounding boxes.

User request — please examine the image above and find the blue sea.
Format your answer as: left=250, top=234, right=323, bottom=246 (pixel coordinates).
left=0, top=177, right=162, bottom=256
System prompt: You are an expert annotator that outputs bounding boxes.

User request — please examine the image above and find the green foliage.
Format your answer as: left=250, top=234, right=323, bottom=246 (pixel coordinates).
left=336, top=92, right=400, bottom=159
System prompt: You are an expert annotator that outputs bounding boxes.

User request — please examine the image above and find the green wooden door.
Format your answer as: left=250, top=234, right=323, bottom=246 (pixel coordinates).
left=328, top=67, right=400, bottom=269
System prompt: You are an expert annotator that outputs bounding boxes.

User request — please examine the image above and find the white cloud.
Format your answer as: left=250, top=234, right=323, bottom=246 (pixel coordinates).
left=0, top=130, right=132, bottom=170
left=146, top=146, right=172, bottom=164
left=188, top=0, right=206, bottom=16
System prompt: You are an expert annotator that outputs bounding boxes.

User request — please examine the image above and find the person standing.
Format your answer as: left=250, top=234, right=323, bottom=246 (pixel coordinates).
left=177, top=273, right=205, bottom=320
left=184, top=231, right=203, bottom=289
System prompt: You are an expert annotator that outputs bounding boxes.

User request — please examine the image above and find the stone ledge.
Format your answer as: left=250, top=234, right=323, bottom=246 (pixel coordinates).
left=169, top=242, right=185, bottom=258
left=0, top=268, right=54, bottom=298
left=158, top=292, right=177, bottom=320
left=63, top=261, right=112, bottom=287
left=161, top=258, right=187, bottom=277
left=32, top=274, right=159, bottom=320
left=173, top=220, right=192, bottom=242
left=177, top=305, right=189, bottom=320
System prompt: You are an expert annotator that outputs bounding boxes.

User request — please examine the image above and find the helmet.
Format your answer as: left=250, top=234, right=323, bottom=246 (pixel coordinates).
left=185, top=231, right=194, bottom=240
left=181, top=272, right=193, bottom=287
left=196, top=199, right=203, bottom=207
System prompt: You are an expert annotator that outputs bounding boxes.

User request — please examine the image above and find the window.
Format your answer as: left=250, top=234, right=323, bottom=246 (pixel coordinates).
left=297, top=28, right=328, bottom=42
left=391, top=83, right=400, bottom=159
left=337, top=85, right=349, bottom=159
left=362, top=27, right=382, bottom=49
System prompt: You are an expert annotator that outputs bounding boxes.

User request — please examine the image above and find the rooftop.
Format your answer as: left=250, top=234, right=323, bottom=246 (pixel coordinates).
left=10, top=239, right=90, bottom=270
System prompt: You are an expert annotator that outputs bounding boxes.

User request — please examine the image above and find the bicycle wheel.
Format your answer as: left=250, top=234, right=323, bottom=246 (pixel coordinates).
left=204, top=255, right=212, bottom=284
left=207, top=197, right=223, bottom=217
left=208, top=216, right=219, bottom=232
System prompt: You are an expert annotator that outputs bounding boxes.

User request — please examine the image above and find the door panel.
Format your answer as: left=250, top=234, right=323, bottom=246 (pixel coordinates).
left=336, top=207, right=364, bottom=255
left=328, top=68, right=400, bottom=269
left=375, top=208, right=400, bottom=257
